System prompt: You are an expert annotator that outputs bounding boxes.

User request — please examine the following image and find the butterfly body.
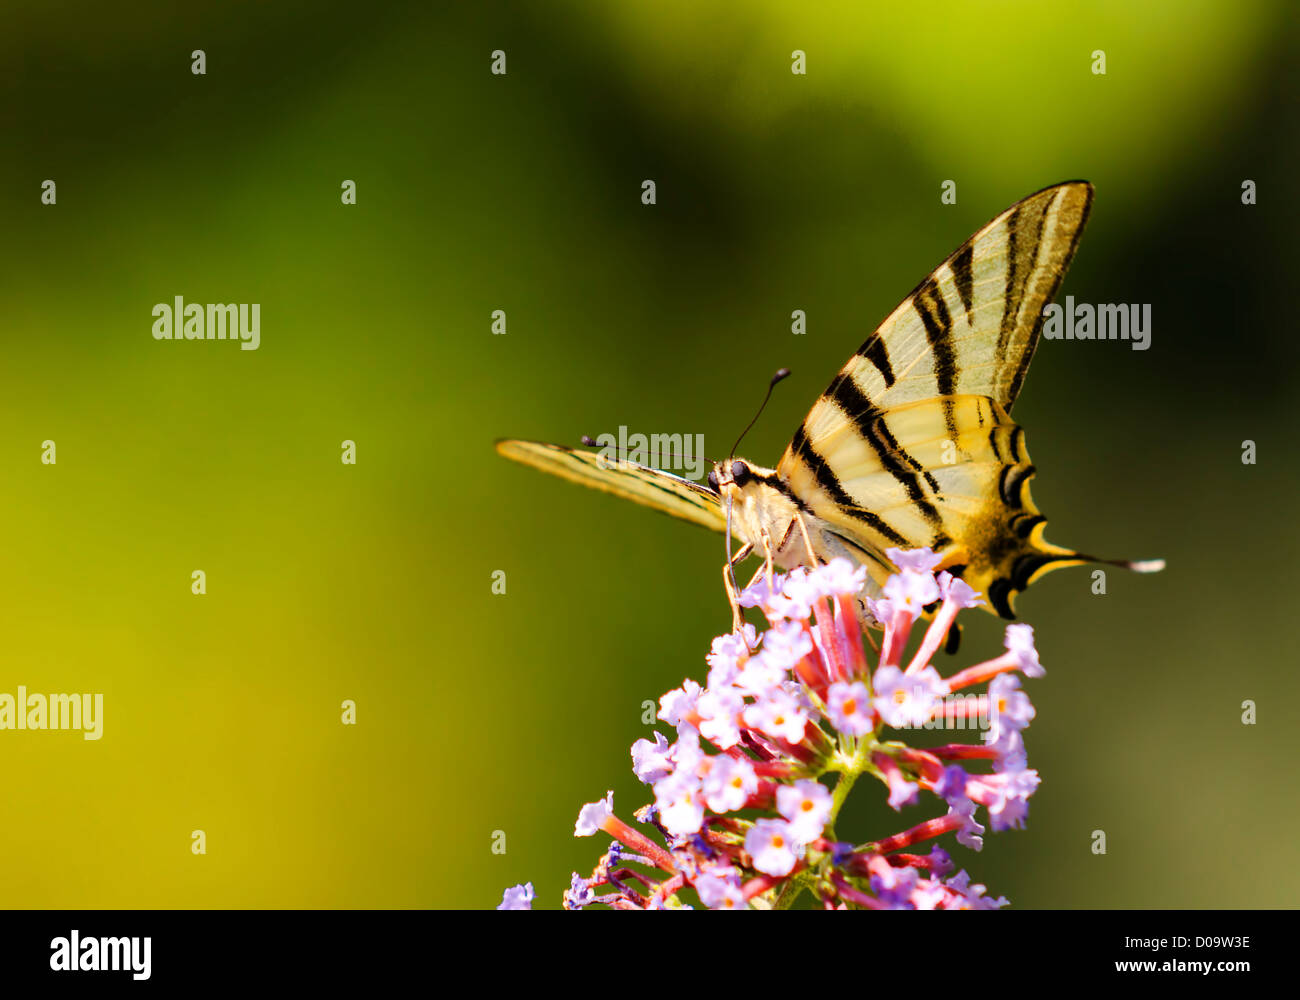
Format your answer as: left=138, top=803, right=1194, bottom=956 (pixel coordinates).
left=497, top=182, right=1162, bottom=622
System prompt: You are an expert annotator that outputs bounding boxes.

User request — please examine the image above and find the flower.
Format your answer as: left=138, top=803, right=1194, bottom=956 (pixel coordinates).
left=574, top=791, right=614, bottom=837
left=498, top=883, right=535, bottom=910
left=938, top=571, right=983, bottom=609
left=886, top=547, right=945, bottom=573
left=945, top=870, right=1009, bottom=909
left=777, top=779, right=833, bottom=841
left=695, top=865, right=747, bottom=910
left=746, top=819, right=802, bottom=876
left=658, top=679, right=702, bottom=731
left=631, top=731, right=673, bottom=784
left=872, top=665, right=946, bottom=728
left=986, top=673, right=1036, bottom=748
left=881, top=762, right=920, bottom=812
left=706, top=625, right=757, bottom=687
left=563, top=873, right=596, bottom=910
left=654, top=771, right=705, bottom=837
left=702, top=754, right=758, bottom=813
left=882, top=570, right=941, bottom=617
left=1004, top=623, right=1044, bottom=677
left=742, top=686, right=809, bottom=744
left=825, top=680, right=873, bottom=736
left=696, top=686, right=745, bottom=748
left=505, top=552, right=1047, bottom=909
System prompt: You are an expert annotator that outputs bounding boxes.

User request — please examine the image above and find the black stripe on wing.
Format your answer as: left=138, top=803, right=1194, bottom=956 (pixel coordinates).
left=788, top=424, right=910, bottom=547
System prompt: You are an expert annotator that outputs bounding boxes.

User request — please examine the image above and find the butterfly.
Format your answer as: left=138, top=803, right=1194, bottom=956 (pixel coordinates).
left=497, top=182, right=1162, bottom=627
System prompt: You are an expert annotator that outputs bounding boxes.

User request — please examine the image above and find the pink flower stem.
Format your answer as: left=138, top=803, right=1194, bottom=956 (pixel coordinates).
left=905, top=598, right=961, bottom=675
left=600, top=815, right=678, bottom=874
left=831, top=872, right=882, bottom=908
left=743, top=873, right=784, bottom=901
left=868, top=813, right=964, bottom=854
left=930, top=742, right=999, bottom=761
left=928, top=694, right=988, bottom=729
left=647, top=873, right=686, bottom=905
left=751, top=760, right=797, bottom=778
left=893, top=746, right=945, bottom=783
left=836, top=594, right=872, bottom=678
left=813, top=597, right=849, bottom=684
left=944, top=652, right=1019, bottom=691
left=879, top=611, right=915, bottom=671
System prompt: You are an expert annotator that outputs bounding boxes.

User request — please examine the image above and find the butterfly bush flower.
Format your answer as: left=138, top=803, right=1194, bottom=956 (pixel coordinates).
left=503, top=548, right=1046, bottom=909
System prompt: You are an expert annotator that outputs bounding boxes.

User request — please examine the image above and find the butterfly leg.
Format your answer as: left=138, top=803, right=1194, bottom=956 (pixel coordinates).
left=756, top=529, right=780, bottom=592
left=793, top=511, right=821, bottom=567
left=723, top=542, right=755, bottom=633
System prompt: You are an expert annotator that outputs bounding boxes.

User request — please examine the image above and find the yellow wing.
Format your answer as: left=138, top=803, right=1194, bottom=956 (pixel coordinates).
left=833, top=181, right=1093, bottom=411
left=780, top=182, right=1159, bottom=617
left=786, top=394, right=1084, bottom=616
left=495, top=439, right=727, bottom=533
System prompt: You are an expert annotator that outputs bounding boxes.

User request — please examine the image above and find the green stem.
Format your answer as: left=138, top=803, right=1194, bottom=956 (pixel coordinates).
left=773, top=875, right=808, bottom=910
left=824, top=735, right=880, bottom=840
left=828, top=768, right=859, bottom=835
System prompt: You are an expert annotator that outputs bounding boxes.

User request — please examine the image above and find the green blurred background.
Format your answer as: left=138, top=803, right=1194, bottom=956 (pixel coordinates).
left=1, top=1, right=1296, bottom=908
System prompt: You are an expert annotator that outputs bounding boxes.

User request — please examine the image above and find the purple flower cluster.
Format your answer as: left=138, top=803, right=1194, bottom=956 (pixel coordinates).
left=500, top=548, right=1046, bottom=910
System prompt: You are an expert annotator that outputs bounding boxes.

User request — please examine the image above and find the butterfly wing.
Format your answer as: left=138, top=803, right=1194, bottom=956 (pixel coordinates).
left=495, top=439, right=728, bottom=533
left=780, top=182, right=1098, bottom=617
left=838, top=181, right=1093, bottom=411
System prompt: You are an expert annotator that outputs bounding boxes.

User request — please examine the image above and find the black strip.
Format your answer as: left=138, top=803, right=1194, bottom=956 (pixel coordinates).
left=998, top=463, right=1036, bottom=507
left=997, top=204, right=1023, bottom=359
left=1011, top=552, right=1073, bottom=590
left=859, top=336, right=896, bottom=389
left=789, top=424, right=910, bottom=546
left=1009, top=426, right=1026, bottom=463
left=1011, top=513, right=1046, bottom=539
left=988, top=578, right=1016, bottom=619
left=950, top=242, right=976, bottom=325
left=915, top=278, right=957, bottom=397
left=1007, top=187, right=1092, bottom=406
left=826, top=375, right=943, bottom=522
left=756, top=471, right=811, bottom=512
left=988, top=426, right=1003, bottom=462
left=1005, top=195, right=1054, bottom=405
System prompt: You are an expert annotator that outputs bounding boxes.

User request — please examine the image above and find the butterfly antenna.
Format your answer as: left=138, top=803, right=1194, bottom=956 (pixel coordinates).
left=730, top=368, right=791, bottom=458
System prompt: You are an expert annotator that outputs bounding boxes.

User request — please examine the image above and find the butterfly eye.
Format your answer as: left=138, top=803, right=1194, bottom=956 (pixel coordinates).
left=731, top=460, right=751, bottom=486
left=707, top=469, right=720, bottom=492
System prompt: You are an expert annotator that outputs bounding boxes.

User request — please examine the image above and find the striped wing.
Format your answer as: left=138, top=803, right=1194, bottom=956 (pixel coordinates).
left=780, top=183, right=1094, bottom=617
left=495, top=439, right=727, bottom=533
left=786, top=395, right=1082, bottom=616
left=840, top=181, right=1092, bottom=411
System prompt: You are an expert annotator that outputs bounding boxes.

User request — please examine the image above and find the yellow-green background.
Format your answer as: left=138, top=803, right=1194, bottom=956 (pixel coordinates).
left=1, top=1, right=1296, bottom=908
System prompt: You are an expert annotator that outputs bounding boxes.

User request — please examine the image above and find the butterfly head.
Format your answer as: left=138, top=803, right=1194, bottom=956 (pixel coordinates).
left=708, top=458, right=788, bottom=510
left=707, top=458, right=756, bottom=497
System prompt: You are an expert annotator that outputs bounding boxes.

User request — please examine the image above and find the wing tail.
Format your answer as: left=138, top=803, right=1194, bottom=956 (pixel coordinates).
left=781, top=393, right=1162, bottom=618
